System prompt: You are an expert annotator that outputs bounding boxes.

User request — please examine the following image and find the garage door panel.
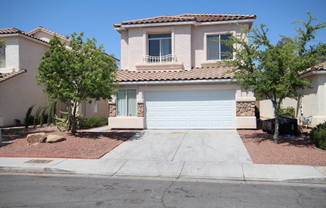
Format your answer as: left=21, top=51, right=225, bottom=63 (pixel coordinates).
left=200, top=110, right=210, bottom=116
left=189, top=110, right=198, bottom=116
left=211, top=101, right=221, bottom=106
left=178, top=120, right=188, bottom=127
left=178, top=110, right=188, bottom=116
left=211, top=110, right=221, bottom=116
left=157, top=111, right=166, bottom=117
left=167, top=110, right=178, bottom=117
left=189, top=120, right=198, bottom=126
left=211, top=120, right=221, bottom=126
left=145, top=90, right=235, bottom=129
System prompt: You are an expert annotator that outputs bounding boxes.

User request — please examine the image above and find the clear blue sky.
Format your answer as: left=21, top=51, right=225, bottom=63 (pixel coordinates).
left=1, top=0, right=325, bottom=61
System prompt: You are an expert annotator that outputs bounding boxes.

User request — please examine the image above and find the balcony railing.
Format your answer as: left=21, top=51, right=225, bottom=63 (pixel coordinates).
left=143, top=54, right=177, bottom=63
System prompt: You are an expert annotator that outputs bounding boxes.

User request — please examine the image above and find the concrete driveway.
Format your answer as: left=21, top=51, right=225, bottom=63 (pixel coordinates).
left=102, top=130, right=252, bottom=164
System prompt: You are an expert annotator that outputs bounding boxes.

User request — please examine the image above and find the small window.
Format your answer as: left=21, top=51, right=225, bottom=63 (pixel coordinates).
left=94, top=100, right=99, bottom=113
left=0, top=46, right=5, bottom=68
left=117, top=89, right=136, bottom=116
left=148, top=33, right=172, bottom=62
left=207, top=34, right=233, bottom=60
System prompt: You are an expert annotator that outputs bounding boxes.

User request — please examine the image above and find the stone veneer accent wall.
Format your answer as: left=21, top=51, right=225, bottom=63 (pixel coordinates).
left=109, top=104, right=116, bottom=117
left=138, top=103, right=144, bottom=117
left=236, top=101, right=256, bottom=117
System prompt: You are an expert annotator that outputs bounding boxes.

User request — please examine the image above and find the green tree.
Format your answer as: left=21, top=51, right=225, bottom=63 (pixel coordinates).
left=37, top=32, right=118, bottom=135
left=222, top=12, right=326, bottom=144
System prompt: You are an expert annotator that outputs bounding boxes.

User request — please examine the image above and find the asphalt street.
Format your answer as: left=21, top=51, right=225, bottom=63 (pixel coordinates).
left=0, top=174, right=325, bottom=208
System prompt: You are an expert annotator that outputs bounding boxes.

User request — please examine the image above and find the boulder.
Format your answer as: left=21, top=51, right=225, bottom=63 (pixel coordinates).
left=26, top=133, right=46, bottom=145
left=46, top=135, right=66, bottom=143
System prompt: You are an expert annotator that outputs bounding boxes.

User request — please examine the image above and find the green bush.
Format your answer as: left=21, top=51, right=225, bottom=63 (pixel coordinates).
left=24, top=104, right=35, bottom=128
left=310, top=122, right=326, bottom=150
left=78, top=116, right=108, bottom=129
left=279, top=107, right=295, bottom=118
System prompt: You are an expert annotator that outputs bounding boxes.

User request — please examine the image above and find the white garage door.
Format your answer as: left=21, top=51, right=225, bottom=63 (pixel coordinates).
left=145, top=90, right=235, bottom=129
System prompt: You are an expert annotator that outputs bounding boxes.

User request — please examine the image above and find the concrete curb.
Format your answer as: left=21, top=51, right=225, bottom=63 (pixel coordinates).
left=1, top=163, right=325, bottom=184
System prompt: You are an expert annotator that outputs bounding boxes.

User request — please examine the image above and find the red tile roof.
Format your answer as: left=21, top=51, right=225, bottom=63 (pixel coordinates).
left=309, top=61, right=326, bottom=71
left=0, top=28, right=49, bottom=44
left=28, top=26, right=68, bottom=40
left=301, top=61, right=326, bottom=76
left=0, top=69, right=27, bottom=84
left=115, top=13, right=256, bottom=27
left=116, top=66, right=235, bottom=82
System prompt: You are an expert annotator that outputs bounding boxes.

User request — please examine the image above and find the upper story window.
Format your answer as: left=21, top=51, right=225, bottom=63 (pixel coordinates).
left=207, top=34, right=233, bottom=60
left=148, top=33, right=172, bottom=62
left=0, top=46, right=5, bottom=68
left=117, top=89, right=136, bottom=116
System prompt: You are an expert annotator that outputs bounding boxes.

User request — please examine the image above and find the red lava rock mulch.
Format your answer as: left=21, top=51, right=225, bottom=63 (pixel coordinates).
left=0, top=127, right=136, bottom=159
left=238, top=129, right=326, bottom=166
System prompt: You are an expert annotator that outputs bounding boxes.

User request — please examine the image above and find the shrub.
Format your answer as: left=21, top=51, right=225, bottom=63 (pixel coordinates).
left=24, top=104, right=35, bottom=128
left=47, top=100, right=57, bottom=125
left=279, top=107, right=295, bottom=118
left=310, top=122, right=326, bottom=150
left=78, top=116, right=108, bottom=129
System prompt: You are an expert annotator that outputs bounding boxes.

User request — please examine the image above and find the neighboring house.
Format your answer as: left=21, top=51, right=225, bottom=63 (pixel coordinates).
left=110, top=14, right=257, bottom=130
left=260, top=61, right=326, bottom=127
left=0, top=27, right=117, bottom=127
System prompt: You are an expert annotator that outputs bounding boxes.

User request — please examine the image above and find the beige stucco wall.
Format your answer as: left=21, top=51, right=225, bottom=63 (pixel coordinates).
left=259, top=73, right=326, bottom=127
left=109, top=82, right=256, bottom=129
left=120, top=23, right=247, bottom=70
left=0, top=36, right=49, bottom=126
left=191, top=24, right=242, bottom=68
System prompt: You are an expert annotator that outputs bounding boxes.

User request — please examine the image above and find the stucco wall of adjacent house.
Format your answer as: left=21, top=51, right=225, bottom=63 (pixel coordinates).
left=79, top=99, right=109, bottom=118
left=259, top=73, right=326, bottom=127
left=0, top=36, right=49, bottom=127
left=108, top=82, right=256, bottom=129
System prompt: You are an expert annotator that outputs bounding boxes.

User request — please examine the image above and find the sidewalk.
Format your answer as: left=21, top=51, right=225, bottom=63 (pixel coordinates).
left=1, top=156, right=326, bottom=183
left=1, top=128, right=326, bottom=184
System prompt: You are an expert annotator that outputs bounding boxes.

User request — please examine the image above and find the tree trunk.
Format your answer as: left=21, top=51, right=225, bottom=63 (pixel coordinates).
left=70, top=101, right=78, bottom=135
left=272, top=100, right=280, bottom=144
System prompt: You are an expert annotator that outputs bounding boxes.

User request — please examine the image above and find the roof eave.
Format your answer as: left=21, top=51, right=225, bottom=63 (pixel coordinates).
left=114, top=19, right=255, bottom=32
left=0, top=33, right=50, bottom=46
left=115, top=21, right=196, bottom=31
left=118, top=78, right=234, bottom=85
left=0, top=69, right=27, bottom=84
left=195, top=19, right=255, bottom=27
left=300, top=70, right=326, bottom=78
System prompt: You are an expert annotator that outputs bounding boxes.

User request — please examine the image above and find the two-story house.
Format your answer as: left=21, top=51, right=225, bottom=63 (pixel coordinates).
left=109, top=14, right=257, bottom=130
left=0, top=27, right=116, bottom=127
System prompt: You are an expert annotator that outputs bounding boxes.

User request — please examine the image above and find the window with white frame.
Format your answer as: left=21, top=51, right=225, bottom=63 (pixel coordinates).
left=207, top=34, right=233, bottom=60
left=94, top=100, right=99, bottom=113
left=148, top=33, right=172, bottom=62
left=0, top=46, right=5, bottom=68
left=117, top=89, right=137, bottom=116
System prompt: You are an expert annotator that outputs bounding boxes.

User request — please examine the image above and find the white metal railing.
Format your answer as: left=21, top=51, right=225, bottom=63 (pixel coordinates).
left=143, top=54, right=176, bottom=63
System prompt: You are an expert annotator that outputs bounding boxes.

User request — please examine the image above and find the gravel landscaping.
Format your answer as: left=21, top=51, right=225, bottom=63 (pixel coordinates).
left=0, top=126, right=135, bottom=159
left=238, top=129, right=326, bottom=166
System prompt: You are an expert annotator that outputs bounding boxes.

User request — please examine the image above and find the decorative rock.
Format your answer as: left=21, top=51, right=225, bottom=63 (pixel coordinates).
left=138, top=103, right=144, bottom=117
left=46, top=135, right=66, bottom=143
left=109, top=104, right=116, bottom=117
left=26, top=133, right=46, bottom=145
